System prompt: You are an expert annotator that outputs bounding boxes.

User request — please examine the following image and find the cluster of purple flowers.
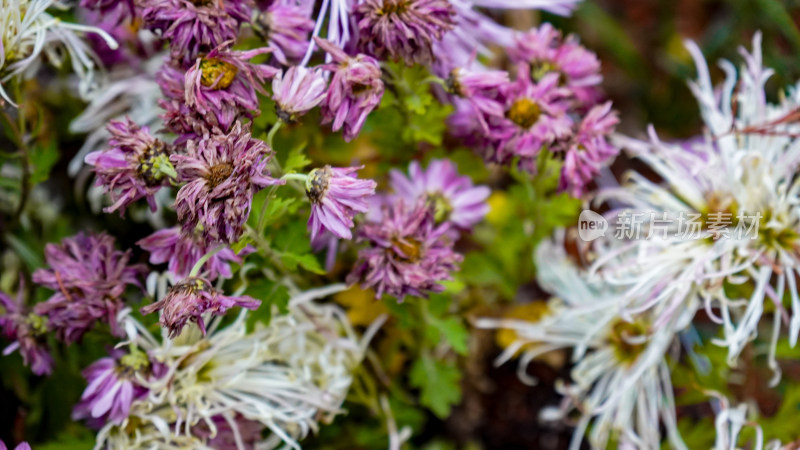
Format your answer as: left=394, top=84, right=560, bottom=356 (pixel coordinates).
left=449, top=23, right=620, bottom=197
left=348, top=159, right=489, bottom=301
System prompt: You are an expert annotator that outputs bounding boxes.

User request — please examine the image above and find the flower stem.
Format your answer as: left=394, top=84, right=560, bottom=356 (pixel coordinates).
left=281, top=173, right=308, bottom=182
left=189, top=245, right=226, bottom=278
left=267, top=120, right=283, bottom=148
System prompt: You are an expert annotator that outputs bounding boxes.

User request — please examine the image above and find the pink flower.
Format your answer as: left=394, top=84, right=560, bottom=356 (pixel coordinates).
left=271, top=66, right=328, bottom=122
left=316, top=37, right=384, bottom=142
left=306, top=165, right=377, bottom=241
left=0, top=285, right=53, bottom=376
left=172, top=123, right=284, bottom=244
left=558, top=101, right=619, bottom=197
left=141, top=277, right=260, bottom=338
left=255, top=2, right=314, bottom=65
left=137, top=227, right=246, bottom=280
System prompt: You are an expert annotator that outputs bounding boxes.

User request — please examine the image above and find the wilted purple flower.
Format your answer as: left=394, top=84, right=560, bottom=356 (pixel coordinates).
left=137, top=227, right=245, bottom=280
left=306, top=165, right=377, bottom=241
left=315, top=37, right=384, bottom=142
left=85, top=118, right=175, bottom=215
left=0, top=287, right=54, bottom=376
left=172, top=123, right=284, bottom=244
left=157, top=62, right=224, bottom=143
left=32, top=233, right=146, bottom=344
left=390, top=159, right=490, bottom=229
left=558, top=101, right=619, bottom=197
left=141, top=277, right=260, bottom=338
left=347, top=200, right=462, bottom=301
left=447, top=67, right=508, bottom=129
left=509, top=23, right=602, bottom=106
left=80, top=0, right=136, bottom=24
left=73, top=348, right=162, bottom=428
left=139, top=0, right=251, bottom=64
left=254, top=2, right=314, bottom=65
left=355, top=0, right=456, bottom=66
left=272, top=66, right=328, bottom=122
left=0, top=441, right=31, bottom=450
left=186, top=44, right=279, bottom=130
left=481, top=65, right=572, bottom=167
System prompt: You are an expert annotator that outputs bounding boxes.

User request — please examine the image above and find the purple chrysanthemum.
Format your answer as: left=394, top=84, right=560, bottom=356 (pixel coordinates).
left=347, top=200, right=462, bottom=301
left=390, top=159, right=490, bottom=229
left=141, top=277, right=260, bottom=338
left=0, top=287, right=53, bottom=376
left=306, top=165, right=377, bottom=241
left=271, top=66, right=328, bottom=122
left=172, top=123, right=284, bottom=244
left=139, top=0, right=251, bottom=64
left=85, top=118, right=176, bottom=215
left=73, top=348, right=162, bottom=428
left=254, top=2, right=314, bottom=65
left=446, top=67, right=508, bottom=130
left=137, top=227, right=245, bottom=280
left=193, top=414, right=265, bottom=449
left=558, top=101, right=619, bottom=197
left=80, top=0, right=136, bottom=24
left=32, top=233, right=146, bottom=344
left=0, top=441, right=31, bottom=450
left=185, top=44, right=279, bottom=130
left=157, top=61, right=224, bottom=144
left=509, top=23, right=603, bottom=106
left=316, top=37, right=384, bottom=142
left=355, top=0, right=456, bottom=66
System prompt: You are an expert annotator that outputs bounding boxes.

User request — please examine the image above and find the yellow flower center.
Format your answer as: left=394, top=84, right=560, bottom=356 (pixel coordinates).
left=608, top=318, right=649, bottom=366
left=199, top=58, right=238, bottom=90
left=377, top=0, right=411, bottom=15
left=206, top=162, right=234, bottom=189
left=392, top=237, right=422, bottom=263
left=507, top=98, right=541, bottom=129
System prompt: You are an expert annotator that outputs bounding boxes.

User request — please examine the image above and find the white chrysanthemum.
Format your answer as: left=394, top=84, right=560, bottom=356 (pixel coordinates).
left=95, top=285, right=368, bottom=450
left=588, top=32, right=800, bottom=372
left=477, top=235, right=693, bottom=450
left=0, top=0, right=117, bottom=105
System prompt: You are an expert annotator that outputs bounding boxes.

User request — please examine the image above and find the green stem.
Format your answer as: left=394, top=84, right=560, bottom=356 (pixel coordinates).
left=189, top=245, right=226, bottom=278
left=266, top=120, right=283, bottom=148
left=281, top=173, right=308, bottom=182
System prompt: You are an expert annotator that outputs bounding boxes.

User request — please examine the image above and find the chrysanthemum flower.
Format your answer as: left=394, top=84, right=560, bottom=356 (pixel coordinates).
left=79, top=0, right=136, bottom=24
left=389, top=159, right=490, bottom=229
left=141, top=276, right=260, bottom=338
left=355, top=0, right=456, bottom=66
left=0, top=0, right=118, bottom=105
left=306, top=165, right=377, bottom=241
left=446, top=67, right=508, bottom=122
left=172, top=122, right=284, bottom=244
left=0, top=440, right=31, bottom=450
left=509, top=23, right=602, bottom=105
left=139, top=0, right=250, bottom=64
left=254, top=2, right=314, bottom=65
left=315, top=37, right=384, bottom=142
left=73, top=348, right=163, bottom=428
left=185, top=44, right=279, bottom=130
left=557, top=101, right=619, bottom=197
left=347, top=200, right=462, bottom=301
left=85, top=118, right=176, bottom=215
left=0, top=286, right=53, bottom=376
left=137, top=227, right=245, bottom=281
left=271, top=66, right=328, bottom=123
left=32, top=232, right=146, bottom=343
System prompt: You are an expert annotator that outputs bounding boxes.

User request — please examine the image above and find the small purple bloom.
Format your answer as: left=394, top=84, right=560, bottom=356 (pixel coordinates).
left=137, top=227, right=245, bottom=280
left=80, top=0, right=136, bottom=24
left=355, top=0, right=456, bottom=66
left=306, top=165, right=377, bottom=241
left=73, top=348, right=162, bottom=428
left=192, top=414, right=265, bottom=449
left=255, top=2, right=314, bottom=65
left=139, top=0, right=251, bottom=65
left=85, top=118, right=175, bottom=215
left=509, top=23, right=603, bottom=106
left=347, top=200, right=462, bottom=301
left=0, top=287, right=53, bottom=376
left=390, top=159, right=490, bottom=229
left=172, top=122, right=284, bottom=244
left=185, top=44, right=279, bottom=131
left=446, top=67, right=508, bottom=129
left=32, top=233, right=147, bottom=344
left=316, top=37, right=384, bottom=142
left=140, top=277, right=260, bottom=338
left=558, top=101, right=619, bottom=197
left=271, top=66, right=328, bottom=123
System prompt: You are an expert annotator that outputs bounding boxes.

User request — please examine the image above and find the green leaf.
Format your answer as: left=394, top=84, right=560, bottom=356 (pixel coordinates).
left=30, top=139, right=59, bottom=184
left=245, top=278, right=290, bottom=328
left=428, top=317, right=469, bottom=356
left=409, top=353, right=462, bottom=418
left=283, top=142, right=311, bottom=173
left=281, top=252, right=325, bottom=274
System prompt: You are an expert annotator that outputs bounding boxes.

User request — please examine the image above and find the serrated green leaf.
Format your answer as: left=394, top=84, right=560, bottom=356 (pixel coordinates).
left=429, top=317, right=469, bottom=356
left=409, top=353, right=461, bottom=418
left=30, top=139, right=59, bottom=184
left=281, top=252, right=325, bottom=274
left=283, top=142, right=311, bottom=173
